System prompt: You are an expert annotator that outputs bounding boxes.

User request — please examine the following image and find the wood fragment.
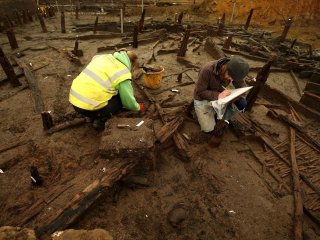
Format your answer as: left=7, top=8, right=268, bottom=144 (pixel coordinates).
left=246, top=60, right=274, bottom=111
left=61, top=9, right=66, bottom=33
left=35, top=159, right=136, bottom=237
left=6, top=28, right=19, bottom=50
left=177, top=27, right=191, bottom=57
left=290, top=70, right=303, bottom=96
left=244, top=9, right=254, bottom=31
left=289, top=112, right=304, bottom=240
left=93, top=16, right=99, bottom=34
left=38, top=13, right=47, bottom=33
left=0, top=48, right=21, bottom=87
left=13, top=57, right=44, bottom=112
left=45, top=118, right=87, bottom=135
left=138, top=9, right=146, bottom=32
left=155, top=116, right=184, bottom=143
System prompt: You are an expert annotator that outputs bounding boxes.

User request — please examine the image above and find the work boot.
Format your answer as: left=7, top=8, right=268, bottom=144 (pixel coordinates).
left=208, top=120, right=229, bottom=148
left=92, top=119, right=105, bottom=131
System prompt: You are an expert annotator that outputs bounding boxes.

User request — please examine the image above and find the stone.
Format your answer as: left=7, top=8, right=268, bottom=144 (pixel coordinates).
left=167, top=206, right=188, bottom=228
left=52, top=229, right=113, bottom=240
left=0, top=226, right=36, bottom=240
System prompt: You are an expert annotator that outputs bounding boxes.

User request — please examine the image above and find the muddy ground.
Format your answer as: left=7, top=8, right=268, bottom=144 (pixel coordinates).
left=0, top=3, right=320, bottom=240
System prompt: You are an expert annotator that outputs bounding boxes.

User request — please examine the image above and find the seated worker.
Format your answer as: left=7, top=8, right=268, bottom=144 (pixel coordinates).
left=194, top=57, right=249, bottom=147
left=69, top=50, right=144, bottom=130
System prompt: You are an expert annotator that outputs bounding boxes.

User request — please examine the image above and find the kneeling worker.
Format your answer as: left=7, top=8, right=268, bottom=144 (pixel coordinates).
left=69, top=50, right=144, bottom=130
left=194, top=57, right=249, bottom=147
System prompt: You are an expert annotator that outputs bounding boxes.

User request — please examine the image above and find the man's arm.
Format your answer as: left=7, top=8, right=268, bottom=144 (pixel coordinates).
left=117, top=80, right=140, bottom=111
left=196, top=68, right=220, bottom=101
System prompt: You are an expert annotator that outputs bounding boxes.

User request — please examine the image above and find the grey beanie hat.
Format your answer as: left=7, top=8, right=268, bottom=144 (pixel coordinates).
left=226, top=58, right=249, bottom=81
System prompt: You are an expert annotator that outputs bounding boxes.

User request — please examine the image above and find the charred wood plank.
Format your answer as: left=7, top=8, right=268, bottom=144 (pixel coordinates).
left=35, top=159, right=136, bottom=238
left=6, top=28, right=19, bottom=50
left=61, top=9, right=66, bottom=33
left=45, top=118, right=86, bottom=134
left=13, top=57, right=44, bottom=113
left=155, top=116, right=184, bottom=143
left=177, top=27, right=190, bottom=57
left=246, top=60, right=274, bottom=111
left=300, top=92, right=320, bottom=113
left=0, top=48, right=21, bottom=87
left=290, top=70, right=303, bottom=96
left=205, top=37, right=226, bottom=59
left=289, top=112, right=303, bottom=240
left=304, top=82, right=320, bottom=95
left=244, top=9, right=254, bottom=31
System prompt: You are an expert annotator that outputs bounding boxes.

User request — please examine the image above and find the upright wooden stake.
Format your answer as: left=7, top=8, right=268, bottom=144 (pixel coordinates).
left=22, top=10, right=28, bottom=24
left=217, top=13, right=225, bottom=35
left=75, top=5, right=79, bottom=19
left=133, top=24, right=139, bottom=48
left=246, top=60, right=273, bottom=111
left=0, top=48, right=21, bottom=87
left=223, top=35, right=233, bottom=49
left=6, top=28, right=19, bottom=50
left=27, top=10, right=33, bottom=22
left=177, top=11, right=184, bottom=25
left=5, top=15, right=14, bottom=27
left=280, top=17, right=293, bottom=42
left=177, top=26, right=190, bottom=57
left=244, top=9, right=254, bottom=31
left=138, top=9, right=146, bottom=32
left=38, top=13, right=47, bottom=33
left=93, top=16, right=99, bottom=34
left=15, top=10, right=23, bottom=26
left=61, top=9, right=66, bottom=33
left=41, top=111, right=54, bottom=130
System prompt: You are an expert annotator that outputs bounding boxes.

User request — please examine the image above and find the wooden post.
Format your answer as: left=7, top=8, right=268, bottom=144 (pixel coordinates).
left=223, top=35, right=233, bottom=49
left=244, top=9, right=253, bottom=31
left=22, top=10, right=28, bottom=24
left=6, top=28, right=19, bottom=50
left=38, top=13, right=47, bottom=33
left=138, top=9, right=146, bottom=32
left=0, top=48, right=21, bottom=87
left=71, top=37, right=83, bottom=57
left=41, top=111, right=54, bottom=130
left=217, top=13, right=225, bottom=35
left=177, top=11, right=184, bottom=25
left=75, top=5, right=79, bottom=19
left=93, top=16, right=99, bottom=34
left=61, top=9, right=66, bottom=33
left=5, top=15, right=14, bottom=27
left=246, top=60, right=274, bottom=111
left=15, top=10, right=23, bottom=26
left=133, top=24, right=138, bottom=48
left=280, top=17, right=293, bottom=42
left=27, top=10, right=33, bottom=22
left=177, top=26, right=190, bottom=57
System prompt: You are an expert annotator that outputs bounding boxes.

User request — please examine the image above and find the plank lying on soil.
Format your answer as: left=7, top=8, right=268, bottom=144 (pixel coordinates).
left=155, top=116, right=184, bottom=143
left=300, top=91, right=320, bottom=113
left=13, top=57, right=45, bottom=113
left=35, top=159, right=136, bottom=238
left=304, top=82, right=320, bottom=95
left=45, top=118, right=87, bottom=135
left=289, top=112, right=303, bottom=240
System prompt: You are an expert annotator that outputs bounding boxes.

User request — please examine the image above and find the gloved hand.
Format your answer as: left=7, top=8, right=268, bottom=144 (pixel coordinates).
left=139, top=103, right=145, bottom=112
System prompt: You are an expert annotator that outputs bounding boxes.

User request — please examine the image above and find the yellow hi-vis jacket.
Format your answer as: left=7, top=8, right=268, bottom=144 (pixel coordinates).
left=69, top=54, right=131, bottom=110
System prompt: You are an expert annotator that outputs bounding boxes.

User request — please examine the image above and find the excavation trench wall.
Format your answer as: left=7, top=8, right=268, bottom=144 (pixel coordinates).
left=199, top=0, right=320, bottom=26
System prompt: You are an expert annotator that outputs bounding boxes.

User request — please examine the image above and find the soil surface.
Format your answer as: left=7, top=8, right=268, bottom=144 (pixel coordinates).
left=0, top=2, right=320, bottom=240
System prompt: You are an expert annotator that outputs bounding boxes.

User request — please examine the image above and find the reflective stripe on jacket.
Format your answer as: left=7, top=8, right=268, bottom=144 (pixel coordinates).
left=69, top=54, right=131, bottom=110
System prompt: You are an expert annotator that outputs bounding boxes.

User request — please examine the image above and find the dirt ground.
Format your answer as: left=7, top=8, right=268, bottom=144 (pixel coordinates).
left=0, top=3, right=320, bottom=240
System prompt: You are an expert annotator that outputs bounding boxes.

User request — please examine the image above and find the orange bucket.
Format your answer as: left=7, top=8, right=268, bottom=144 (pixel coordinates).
left=142, top=66, right=164, bottom=89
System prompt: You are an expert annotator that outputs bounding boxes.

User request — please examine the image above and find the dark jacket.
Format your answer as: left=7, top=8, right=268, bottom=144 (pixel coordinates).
left=194, top=58, right=246, bottom=101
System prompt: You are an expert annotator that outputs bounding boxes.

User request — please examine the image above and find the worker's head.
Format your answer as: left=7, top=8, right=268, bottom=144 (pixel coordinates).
left=220, top=58, right=249, bottom=84
left=127, top=50, right=139, bottom=72
left=225, top=57, right=249, bottom=82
